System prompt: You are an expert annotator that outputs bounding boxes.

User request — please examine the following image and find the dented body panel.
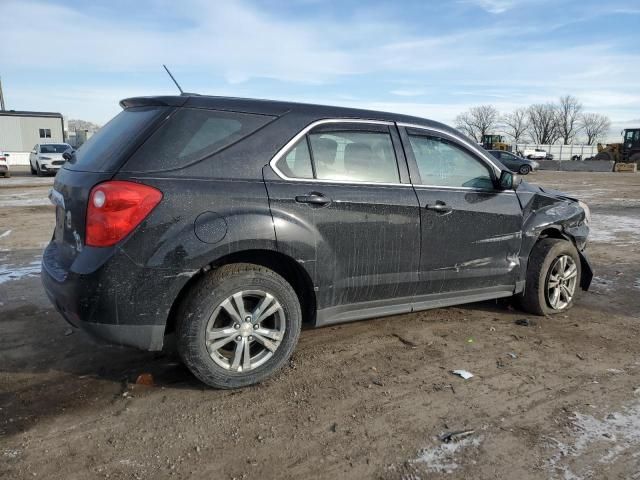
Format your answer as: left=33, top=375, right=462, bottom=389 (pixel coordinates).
left=41, top=95, right=592, bottom=351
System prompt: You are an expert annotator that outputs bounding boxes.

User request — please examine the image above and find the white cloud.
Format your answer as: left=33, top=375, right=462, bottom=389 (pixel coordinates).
left=390, top=89, right=426, bottom=97
left=461, top=0, right=516, bottom=13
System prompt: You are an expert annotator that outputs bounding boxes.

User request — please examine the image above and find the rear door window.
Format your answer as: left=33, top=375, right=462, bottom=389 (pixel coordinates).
left=308, top=130, right=399, bottom=183
left=124, top=108, right=276, bottom=172
left=65, top=106, right=170, bottom=172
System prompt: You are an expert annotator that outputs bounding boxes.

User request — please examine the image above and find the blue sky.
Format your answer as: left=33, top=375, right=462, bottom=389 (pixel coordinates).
left=1, top=0, right=639, bottom=140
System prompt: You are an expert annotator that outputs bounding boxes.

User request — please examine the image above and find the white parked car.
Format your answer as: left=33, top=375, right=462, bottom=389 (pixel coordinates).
left=0, top=152, right=10, bottom=178
left=29, top=143, right=72, bottom=176
left=523, top=148, right=552, bottom=160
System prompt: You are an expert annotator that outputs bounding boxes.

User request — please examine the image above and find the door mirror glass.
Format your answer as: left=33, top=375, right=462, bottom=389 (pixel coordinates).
left=499, top=170, right=522, bottom=190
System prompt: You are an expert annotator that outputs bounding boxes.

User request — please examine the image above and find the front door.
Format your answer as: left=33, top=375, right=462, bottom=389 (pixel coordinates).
left=264, top=120, right=421, bottom=319
left=399, top=125, right=523, bottom=298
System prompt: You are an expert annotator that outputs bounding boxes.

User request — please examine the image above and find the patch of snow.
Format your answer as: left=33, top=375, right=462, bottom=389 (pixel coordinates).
left=591, top=276, right=614, bottom=292
left=588, top=213, right=640, bottom=245
left=410, top=435, right=483, bottom=474
left=546, top=399, right=640, bottom=479
left=634, top=278, right=640, bottom=291
left=0, top=260, right=41, bottom=284
left=3, top=449, right=20, bottom=459
left=0, top=230, right=11, bottom=239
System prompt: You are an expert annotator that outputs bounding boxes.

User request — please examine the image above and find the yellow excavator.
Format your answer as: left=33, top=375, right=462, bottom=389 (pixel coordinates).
left=595, top=128, right=640, bottom=164
left=482, top=134, right=511, bottom=151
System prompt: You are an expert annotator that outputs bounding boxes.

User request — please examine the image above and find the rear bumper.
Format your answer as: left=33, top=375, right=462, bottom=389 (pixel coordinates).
left=41, top=242, right=189, bottom=351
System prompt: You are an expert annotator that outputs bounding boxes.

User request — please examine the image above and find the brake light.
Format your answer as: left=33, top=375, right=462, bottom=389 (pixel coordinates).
left=86, top=181, right=162, bottom=247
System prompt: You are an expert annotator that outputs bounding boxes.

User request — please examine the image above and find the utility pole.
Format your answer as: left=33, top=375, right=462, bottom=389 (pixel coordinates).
left=0, top=76, right=5, bottom=110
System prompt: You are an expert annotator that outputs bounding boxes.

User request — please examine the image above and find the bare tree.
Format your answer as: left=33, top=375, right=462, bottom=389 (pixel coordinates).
left=527, top=103, right=561, bottom=145
left=557, top=95, right=583, bottom=144
left=455, top=105, right=499, bottom=142
left=580, top=113, right=611, bottom=145
left=501, top=108, right=529, bottom=145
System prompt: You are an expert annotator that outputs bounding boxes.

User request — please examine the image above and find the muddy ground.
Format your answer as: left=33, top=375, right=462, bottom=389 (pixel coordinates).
left=1, top=168, right=639, bottom=480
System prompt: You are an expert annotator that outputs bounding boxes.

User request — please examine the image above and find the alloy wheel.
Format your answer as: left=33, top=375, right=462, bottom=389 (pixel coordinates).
left=205, top=290, right=285, bottom=372
left=546, top=255, right=577, bottom=310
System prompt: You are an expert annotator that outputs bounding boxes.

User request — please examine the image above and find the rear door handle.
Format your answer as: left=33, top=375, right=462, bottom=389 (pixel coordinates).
left=295, top=192, right=331, bottom=206
left=425, top=201, right=452, bottom=214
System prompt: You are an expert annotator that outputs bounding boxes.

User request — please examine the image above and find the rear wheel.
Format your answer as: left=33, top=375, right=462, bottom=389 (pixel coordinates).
left=176, top=263, right=302, bottom=389
left=519, top=238, right=581, bottom=316
left=519, top=164, right=531, bottom=175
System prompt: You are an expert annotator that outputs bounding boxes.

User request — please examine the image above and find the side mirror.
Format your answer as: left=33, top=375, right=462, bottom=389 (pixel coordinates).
left=498, top=170, right=522, bottom=190
left=62, top=149, right=75, bottom=161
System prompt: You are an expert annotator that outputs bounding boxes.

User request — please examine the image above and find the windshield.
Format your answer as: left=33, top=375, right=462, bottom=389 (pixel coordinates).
left=40, top=144, right=70, bottom=154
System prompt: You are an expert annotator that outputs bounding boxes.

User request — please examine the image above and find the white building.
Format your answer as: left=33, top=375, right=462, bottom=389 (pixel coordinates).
left=0, top=110, right=65, bottom=165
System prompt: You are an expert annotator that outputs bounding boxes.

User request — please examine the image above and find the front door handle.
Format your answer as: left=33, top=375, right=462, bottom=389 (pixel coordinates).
left=295, top=192, right=331, bottom=206
left=425, top=201, right=452, bottom=214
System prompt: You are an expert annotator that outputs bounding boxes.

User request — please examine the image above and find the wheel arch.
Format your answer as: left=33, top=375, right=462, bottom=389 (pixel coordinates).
left=165, top=249, right=317, bottom=337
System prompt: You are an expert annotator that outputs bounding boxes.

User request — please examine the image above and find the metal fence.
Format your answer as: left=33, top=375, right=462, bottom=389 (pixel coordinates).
left=515, top=144, right=598, bottom=161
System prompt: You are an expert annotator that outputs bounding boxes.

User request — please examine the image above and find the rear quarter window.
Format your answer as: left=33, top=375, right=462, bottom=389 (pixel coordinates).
left=122, top=108, right=275, bottom=172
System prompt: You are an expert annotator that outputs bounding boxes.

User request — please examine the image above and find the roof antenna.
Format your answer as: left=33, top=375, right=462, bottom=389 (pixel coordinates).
left=163, top=64, right=184, bottom=95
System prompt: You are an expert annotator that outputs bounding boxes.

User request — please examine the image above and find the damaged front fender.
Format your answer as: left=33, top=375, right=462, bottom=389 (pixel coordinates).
left=516, top=181, right=592, bottom=291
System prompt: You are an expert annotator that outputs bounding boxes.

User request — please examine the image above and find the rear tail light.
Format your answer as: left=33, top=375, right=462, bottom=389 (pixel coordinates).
left=86, top=181, right=162, bottom=247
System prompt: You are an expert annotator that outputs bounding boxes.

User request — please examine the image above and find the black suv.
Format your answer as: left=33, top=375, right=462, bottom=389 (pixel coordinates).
left=42, top=95, right=592, bottom=388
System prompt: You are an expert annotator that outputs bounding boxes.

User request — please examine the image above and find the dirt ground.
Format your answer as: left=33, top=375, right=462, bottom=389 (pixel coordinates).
left=1, top=168, right=639, bottom=480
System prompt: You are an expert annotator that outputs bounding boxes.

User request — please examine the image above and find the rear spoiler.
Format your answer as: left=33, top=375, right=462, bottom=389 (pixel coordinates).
left=119, top=96, right=190, bottom=109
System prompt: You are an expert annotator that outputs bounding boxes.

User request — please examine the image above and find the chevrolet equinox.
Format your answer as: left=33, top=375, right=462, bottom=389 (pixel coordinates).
left=42, top=95, right=593, bottom=388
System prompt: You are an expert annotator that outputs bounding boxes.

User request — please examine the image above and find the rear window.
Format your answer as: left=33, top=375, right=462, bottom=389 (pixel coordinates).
left=123, top=108, right=275, bottom=172
left=65, top=106, right=170, bottom=172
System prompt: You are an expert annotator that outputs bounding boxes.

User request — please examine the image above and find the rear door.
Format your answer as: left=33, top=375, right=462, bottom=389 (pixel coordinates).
left=264, top=120, right=421, bottom=319
left=399, top=125, right=523, bottom=298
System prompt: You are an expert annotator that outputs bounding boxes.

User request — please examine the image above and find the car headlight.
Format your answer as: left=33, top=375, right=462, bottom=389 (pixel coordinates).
left=578, top=200, right=591, bottom=226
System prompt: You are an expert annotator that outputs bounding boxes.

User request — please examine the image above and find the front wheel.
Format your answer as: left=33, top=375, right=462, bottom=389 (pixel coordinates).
left=519, top=164, right=531, bottom=175
left=518, top=238, right=581, bottom=316
left=176, top=263, right=302, bottom=389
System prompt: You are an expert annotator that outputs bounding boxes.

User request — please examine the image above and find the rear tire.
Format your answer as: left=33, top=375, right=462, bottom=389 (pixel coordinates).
left=519, top=164, right=531, bottom=175
left=176, top=263, right=302, bottom=389
left=518, top=238, right=581, bottom=316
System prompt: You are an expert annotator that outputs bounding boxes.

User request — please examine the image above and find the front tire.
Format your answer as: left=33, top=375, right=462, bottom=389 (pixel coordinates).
left=519, top=238, right=581, bottom=316
left=36, top=163, right=44, bottom=177
left=176, top=263, right=302, bottom=389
